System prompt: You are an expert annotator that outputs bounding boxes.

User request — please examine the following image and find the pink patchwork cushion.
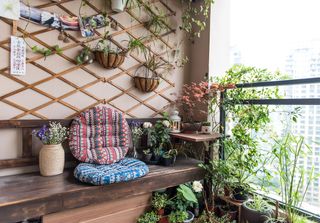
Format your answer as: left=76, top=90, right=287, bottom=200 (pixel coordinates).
left=69, top=106, right=129, bottom=164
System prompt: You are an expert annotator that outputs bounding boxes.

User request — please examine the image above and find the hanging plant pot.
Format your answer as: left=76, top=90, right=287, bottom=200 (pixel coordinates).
left=95, top=51, right=126, bottom=69
left=134, top=76, right=160, bottom=92
left=134, top=65, right=160, bottom=92
left=111, top=0, right=127, bottom=12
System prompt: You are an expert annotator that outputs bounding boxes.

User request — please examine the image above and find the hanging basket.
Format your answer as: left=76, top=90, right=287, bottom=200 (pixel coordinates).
left=134, top=65, right=160, bottom=92
left=134, top=76, right=160, bottom=92
left=95, top=51, right=126, bottom=69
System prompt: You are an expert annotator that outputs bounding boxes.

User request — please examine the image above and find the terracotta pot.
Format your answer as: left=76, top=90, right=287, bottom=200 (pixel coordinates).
left=134, top=76, right=160, bottom=92
left=39, top=144, right=65, bottom=176
left=95, top=51, right=126, bottom=69
left=158, top=209, right=165, bottom=216
left=158, top=216, right=169, bottom=223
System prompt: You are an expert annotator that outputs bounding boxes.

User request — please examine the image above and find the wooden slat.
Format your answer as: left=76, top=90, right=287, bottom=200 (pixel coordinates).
left=43, top=193, right=151, bottom=223
left=0, top=158, right=204, bottom=223
left=22, top=128, right=33, bottom=158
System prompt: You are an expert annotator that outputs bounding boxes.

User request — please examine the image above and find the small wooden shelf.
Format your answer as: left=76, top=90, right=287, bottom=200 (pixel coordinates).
left=170, top=132, right=221, bottom=142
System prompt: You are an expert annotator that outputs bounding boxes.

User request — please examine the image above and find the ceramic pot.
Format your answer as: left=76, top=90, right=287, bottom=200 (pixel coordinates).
left=162, top=156, right=176, bottom=166
left=143, top=153, right=152, bottom=162
left=183, top=211, right=195, bottom=223
left=39, top=144, right=65, bottom=176
left=111, top=0, right=127, bottom=12
left=242, top=200, right=273, bottom=223
left=201, top=126, right=212, bottom=134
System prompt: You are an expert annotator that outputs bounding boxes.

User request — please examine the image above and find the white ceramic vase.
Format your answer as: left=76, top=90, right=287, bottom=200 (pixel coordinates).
left=201, top=126, right=212, bottom=134
left=39, top=144, right=65, bottom=176
left=111, top=0, right=127, bottom=12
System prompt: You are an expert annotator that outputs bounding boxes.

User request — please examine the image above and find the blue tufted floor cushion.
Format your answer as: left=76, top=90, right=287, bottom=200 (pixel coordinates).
left=74, top=158, right=149, bottom=185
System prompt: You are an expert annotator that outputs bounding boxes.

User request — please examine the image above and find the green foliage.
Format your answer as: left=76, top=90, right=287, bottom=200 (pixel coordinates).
left=272, top=133, right=317, bottom=222
left=162, top=149, right=178, bottom=158
left=216, top=65, right=285, bottom=189
left=144, top=119, right=172, bottom=155
left=168, top=210, right=188, bottom=223
left=75, top=46, right=94, bottom=65
left=124, top=36, right=148, bottom=55
left=202, top=121, right=211, bottom=126
left=145, top=11, right=168, bottom=35
left=194, top=211, right=232, bottom=223
left=151, top=193, right=168, bottom=210
left=31, top=45, right=62, bottom=59
left=180, top=0, right=214, bottom=40
left=199, top=159, right=232, bottom=195
left=245, top=195, right=272, bottom=213
left=137, top=211, right=160, bottom=223
left=177, top=184, right=198, bottom=204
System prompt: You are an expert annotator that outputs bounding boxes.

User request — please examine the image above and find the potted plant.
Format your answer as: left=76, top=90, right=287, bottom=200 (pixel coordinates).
left=271, top=133, right=316, bottom=223
left=152, top=193, right=168, bottom=216
left=143, top=118, right=171, bottom=164
left=168, top=210, right=189, bottom=223
left=161, top=149, right=177, bottom=166
left=111, top=0, right=127, bottom=12
left=75, top=46, right=94, bottom=64
left=32, top=122, right=68, bottom=176
left=137, top=211, right=160, bottom=223
left=242, top=195, right=273, bottom=223
left=142, top=149, right=152, bottom=163
left=94, top=39, right=126, bottom=69
left=201, top=121, right=212, bottom=134
left=134, top=54, right=172, bottom=92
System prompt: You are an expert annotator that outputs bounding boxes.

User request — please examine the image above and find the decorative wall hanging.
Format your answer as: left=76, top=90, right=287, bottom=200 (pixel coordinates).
left=10, top=36, right=26, bottom=76
left=0, top=0, right=20, bottom=20
left=20, top=2, right=108, bottom=32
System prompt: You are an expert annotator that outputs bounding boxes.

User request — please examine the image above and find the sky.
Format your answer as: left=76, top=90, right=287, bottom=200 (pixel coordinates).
left=230, top=0, right=320, bottom=71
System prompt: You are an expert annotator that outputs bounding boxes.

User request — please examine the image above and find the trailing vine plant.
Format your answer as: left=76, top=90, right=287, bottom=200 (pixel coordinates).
left=181, top=0, right=215, bottom=40
left=216, top=65, right=286, bottom=192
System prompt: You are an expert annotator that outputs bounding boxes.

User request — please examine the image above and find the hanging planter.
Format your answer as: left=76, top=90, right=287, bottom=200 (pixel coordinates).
left=95, top=51, right=126, bottom=69
left=111, top=0, right=127, bottom=12
left=134, top=65, right=160, bottom=92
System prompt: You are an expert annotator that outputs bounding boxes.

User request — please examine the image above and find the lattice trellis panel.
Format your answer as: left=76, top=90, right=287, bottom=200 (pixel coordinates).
left=0, top=0, right=186, bottom=120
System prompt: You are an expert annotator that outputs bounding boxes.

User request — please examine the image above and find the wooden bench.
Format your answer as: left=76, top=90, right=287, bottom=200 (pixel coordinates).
left=0, top=119, right=207, bottom=223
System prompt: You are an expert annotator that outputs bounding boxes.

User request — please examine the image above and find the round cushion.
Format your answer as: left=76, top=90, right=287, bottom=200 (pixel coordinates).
left=74, top=158, right=149, bottom=185
left=69, top=106, right=129, bottom=164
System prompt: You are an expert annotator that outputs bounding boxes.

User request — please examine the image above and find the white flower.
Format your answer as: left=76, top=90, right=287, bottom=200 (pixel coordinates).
left=192, top=181, right=203, bottom=193
left=143, top=122, right=153, bottom=129
left=162, top=120, right=171, bottom=128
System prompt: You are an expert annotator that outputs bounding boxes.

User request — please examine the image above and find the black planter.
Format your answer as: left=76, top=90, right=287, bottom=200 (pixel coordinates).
left=161, top=156, right=176, bottom=166
left=232, top=186, right=249, bottom=202
left=143, top=153, right=152, bottom=162
left=242, top=200, right=273, bottom=223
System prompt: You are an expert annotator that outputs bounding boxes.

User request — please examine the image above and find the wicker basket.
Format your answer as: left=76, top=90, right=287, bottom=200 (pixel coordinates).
left=95, top=51, right=126, bottom=69
left=134, top=76, right=160, bottom=92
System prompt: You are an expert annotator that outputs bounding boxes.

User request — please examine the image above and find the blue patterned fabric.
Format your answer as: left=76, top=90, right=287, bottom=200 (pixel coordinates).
left=74, top=158, right=149, bottom=185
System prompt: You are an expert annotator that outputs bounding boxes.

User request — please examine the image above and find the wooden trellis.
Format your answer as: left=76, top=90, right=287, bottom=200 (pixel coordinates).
left=0, top=0, right=182, bottom=120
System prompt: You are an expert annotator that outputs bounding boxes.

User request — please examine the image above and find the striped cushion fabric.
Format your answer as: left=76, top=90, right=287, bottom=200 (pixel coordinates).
left=74, top=158, right=149, bottom=185
left=69, top=106, right=129, bottom=164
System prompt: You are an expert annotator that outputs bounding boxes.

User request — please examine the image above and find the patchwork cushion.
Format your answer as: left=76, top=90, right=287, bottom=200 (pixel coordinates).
left=74, top=158, right=149, bottom=185
left=69, top=106, right=129, bottom=164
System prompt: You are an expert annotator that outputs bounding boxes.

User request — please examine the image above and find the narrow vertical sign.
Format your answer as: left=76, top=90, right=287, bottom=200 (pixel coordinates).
left=10, top=36, right=26, bottom=76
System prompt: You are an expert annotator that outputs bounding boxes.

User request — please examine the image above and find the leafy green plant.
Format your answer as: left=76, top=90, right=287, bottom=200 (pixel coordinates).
left=216, top=65, right=285, bottom=190
left=199, top=159, right=232, bottom=197
left=123, top=36, right=149, bottom=55
left=194, top=211, right=232, bottom=223
left=145, top=11, right=168, bottom=35
left=202, top=121, right=211, bottom=126
left=137, top=211, right=160, bottom=223
left=31, top=45, right=63, bottom=59
left=162, top=149, right=178, bottom=159
left=143, top=118, right=171, bottom=156
left=75, top=46, right=94, bottom=64
left=151, top=193, right=168, bottom=210
left=177, top=184, right=198, bottom=203
left=272, top=133, right=316, bottom=222
left=245, top=195, right=272, bottom=213
left=180, top=0, right=214, bottom=40
left=143, top=148, right=151, bottom=155
left=168, top=210, right=188, bottom=223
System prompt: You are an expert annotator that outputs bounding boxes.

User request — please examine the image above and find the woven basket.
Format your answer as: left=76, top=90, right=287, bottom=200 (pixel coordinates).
left=134, top=76, right=160, bottom=92
left=95, top=51, right=126, bottom=69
